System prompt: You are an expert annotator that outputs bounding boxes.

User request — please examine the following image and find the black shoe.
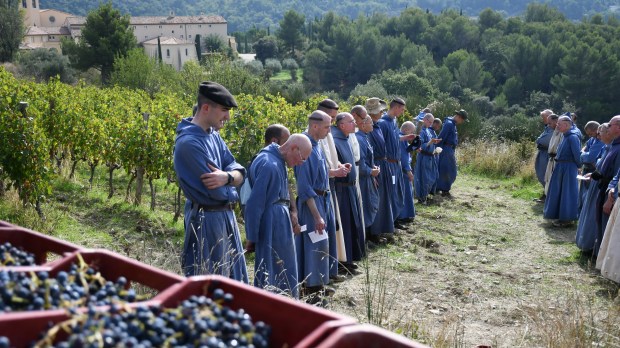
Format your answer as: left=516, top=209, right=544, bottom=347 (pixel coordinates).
left=306, top=294, right=329, bottom=307
left=330, top=274, right=347, bottom=283
left=382, top=233, right=395, bottom=243
left=394, top=222, right=407, bottom=230
left=367, top=234, right=387, bottom=244
left=441, top=191, right=452, bottom=198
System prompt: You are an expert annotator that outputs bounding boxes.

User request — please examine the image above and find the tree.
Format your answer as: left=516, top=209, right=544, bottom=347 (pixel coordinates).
left=253, top=36, right=278, bottom=64
left=277, top=10, right=305, bottom=56
left=203, top=34, right=225, bottom=53
left=61, top=3, right=136, bottom=85
left=17, top=48, right=76, bottom=83
left=111, top=48, right=154, bottom=91
left=0, top=0, right=24, bottom=62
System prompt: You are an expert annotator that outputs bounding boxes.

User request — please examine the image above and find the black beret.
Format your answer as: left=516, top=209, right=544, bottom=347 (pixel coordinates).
left=318, top=98, right=339, bottom=110
left=392, top=97, right=406, bottom=106
left=455, top=109, right=468, bottom=119
left=199, top=81, right=238, bottom=108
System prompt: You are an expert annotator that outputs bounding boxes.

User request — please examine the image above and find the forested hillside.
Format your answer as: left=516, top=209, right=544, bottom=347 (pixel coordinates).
left=41, top=0, right=620, bottom=31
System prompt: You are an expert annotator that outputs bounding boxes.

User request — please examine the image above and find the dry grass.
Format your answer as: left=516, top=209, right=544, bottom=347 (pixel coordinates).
left=457, top=139, right=536, bottom=180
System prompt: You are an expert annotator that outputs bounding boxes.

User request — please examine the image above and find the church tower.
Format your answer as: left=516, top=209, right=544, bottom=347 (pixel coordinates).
left=21, top=0, right=41, bottom=27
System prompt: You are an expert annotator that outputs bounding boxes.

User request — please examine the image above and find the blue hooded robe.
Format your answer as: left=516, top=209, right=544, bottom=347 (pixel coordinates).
left=437, top=117, right=459, bottom=193
left=378, top=114, right=404, bottom=219
left=543, top=127, right=582, bottom=221
left=414, top=126, right=438, bottom=202
left=535, top=126, right=553, bottom=188
left=294, top=132, right=333, bottom=287
left=332, top=126, right=365, bottom=262
left=356, top=130, right=379, bottom=227
left=367, top=121, right=395, bottom=235
left=173, top=118, right=248, bottom=282
left=398, top=131, right=419, bottom=220
left=579, top=137, right=605, bottom=212
left=245, top=144, right=299, bottom=298
left=576, top=137, right=620, bottom=255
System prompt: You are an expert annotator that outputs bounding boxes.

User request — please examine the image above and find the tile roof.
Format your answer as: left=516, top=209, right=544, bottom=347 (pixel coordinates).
left=142, top=36, right=194, bottom=45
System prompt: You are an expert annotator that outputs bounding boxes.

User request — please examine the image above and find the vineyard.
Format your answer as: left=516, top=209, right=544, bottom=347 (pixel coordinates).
left=0, top=67, right=323, bottom=218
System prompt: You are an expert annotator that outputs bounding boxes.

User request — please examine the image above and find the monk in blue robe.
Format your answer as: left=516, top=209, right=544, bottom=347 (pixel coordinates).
left=378, top=98, right=415, bottom=220
left=355, top=115, right=380, bottom=229
left=332, top=113, right=366, bottom=264
left=415, top=113, right=441, bottom=204
left=245, top=135, right=311, bottom=299
left=398, top=122, right=420, bottom=222
left=174, top=81, right=248, bottom=282
left=294, top=111, right=336, bottom=294
left=578, top=121, right=604, bottom=213
left=365, top=98, right=394, bottom=241
left=576, top=124, right=620, bottom=255
left=535, top=110, right=554, bottom=199
left=436, top=109, right=467, bottom=197
left=544, top=116, right=582, bottom=226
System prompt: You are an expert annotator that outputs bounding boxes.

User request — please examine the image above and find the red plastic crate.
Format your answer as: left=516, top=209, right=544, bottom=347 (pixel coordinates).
left=0, top=310, right=71, bottom=347
left=0, top=250, right=185, bottom=347
left=50, top=249, right=185, bottom=291
left=0, top=225, right=81, bottom=266
left=154, top=275, right=357, bottom=348
left=315, top=323, right=430, bottom=348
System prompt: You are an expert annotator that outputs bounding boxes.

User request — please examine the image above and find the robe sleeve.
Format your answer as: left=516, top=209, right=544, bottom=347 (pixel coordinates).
left=244, top=158, right=276, bottom=243
left=400, top=140, right=411, bottom=172
left=174, top=137, right=238, bottom=204
left=294, top=156, right=318, bottom=204
left=569, top=135, right=582, bottom=166
left=582, top=140, right=604, bottom=165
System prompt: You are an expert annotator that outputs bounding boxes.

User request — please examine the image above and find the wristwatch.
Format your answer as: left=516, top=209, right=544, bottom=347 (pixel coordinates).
left=227, top=172, right=234, bottom=185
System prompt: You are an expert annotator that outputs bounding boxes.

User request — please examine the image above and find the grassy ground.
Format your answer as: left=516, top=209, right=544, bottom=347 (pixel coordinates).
left=271, top=69, right=303, bottom=81
left=1, top=158, right=619, bottom=347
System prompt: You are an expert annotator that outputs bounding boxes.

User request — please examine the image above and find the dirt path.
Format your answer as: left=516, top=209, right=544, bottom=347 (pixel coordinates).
left=325, top=173, right=620, bottom=347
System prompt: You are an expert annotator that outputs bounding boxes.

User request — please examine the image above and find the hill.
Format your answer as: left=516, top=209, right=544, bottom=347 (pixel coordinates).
left=40, top=0, right=620, bottom=32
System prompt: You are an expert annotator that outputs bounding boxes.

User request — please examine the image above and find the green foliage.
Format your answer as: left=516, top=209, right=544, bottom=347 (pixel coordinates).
left=277, top=10, right=305, bottom=56
left=16, top=49, right=76, bottom=83
left=264, top=58, right=282, bottom=75
left=0, top=3, right=24, bottom=62
left=61, top=3, right=137, bottom=85
left=253, top=36, right=278, bottom=64
left=203, top=34, right=226, bottom=53
left=111, top=48, right=154, bottom=91
left=221, top=94, right=311, bottom=165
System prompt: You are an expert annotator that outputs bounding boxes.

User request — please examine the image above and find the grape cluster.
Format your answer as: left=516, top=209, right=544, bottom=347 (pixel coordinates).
left=0, top=262, right=142, bottom=312
left=0, top=242, right=36, bottom=266
left=34, top=289, right=271, bottom=348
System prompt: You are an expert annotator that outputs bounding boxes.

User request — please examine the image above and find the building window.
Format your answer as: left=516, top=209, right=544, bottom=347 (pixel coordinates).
left=180, top=25, right=183, bottom=28
left=32, top=0, right=36, bottom=8
left=172, top=30, right=174, bottom=33
left=198, top=25, right=202, bottom=28
left=133, top=26, right=136, bottom=29
left=22, top=0, right=26, bottom=8
left=166, top=49, right=170, bottom=58
left=180, top=35, right=183, bottom=38
left=49, top=16, right=55, bottom=23
left=144, top=26, right=147, bottom=28
left=159, top=25, right=162, bottom=29
left=185, top=48, right=188, bottom=56
left=189, top=35, right=192, bottom=39
left=209, top=25, right=212, bottom=27
left=145, top=36, right=148, bottom=39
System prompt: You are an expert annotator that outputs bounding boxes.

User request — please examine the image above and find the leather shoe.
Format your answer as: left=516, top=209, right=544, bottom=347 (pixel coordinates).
left=330, top=274, right=347, bottom=283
